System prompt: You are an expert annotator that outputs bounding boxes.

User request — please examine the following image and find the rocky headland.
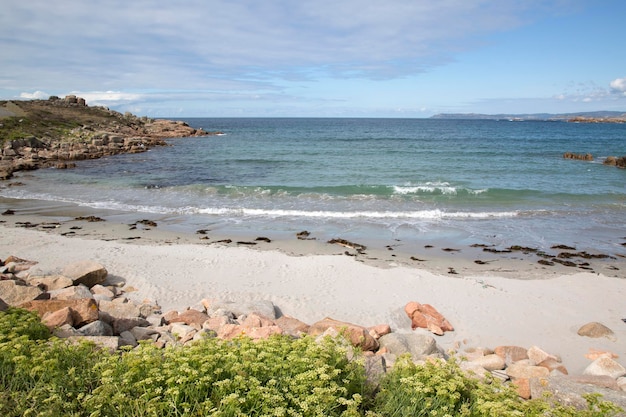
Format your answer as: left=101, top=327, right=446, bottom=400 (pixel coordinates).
left=0, top=96, right=220, bottom=179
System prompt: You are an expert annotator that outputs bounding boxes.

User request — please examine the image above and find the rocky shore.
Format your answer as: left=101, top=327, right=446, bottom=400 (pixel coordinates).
left=2, top=254, right=626, bottom=411
left=0, top=96, right=220, bottom=179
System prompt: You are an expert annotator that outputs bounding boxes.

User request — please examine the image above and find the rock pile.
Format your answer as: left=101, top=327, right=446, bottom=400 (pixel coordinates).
left=1, top=255, right=625, bottom=410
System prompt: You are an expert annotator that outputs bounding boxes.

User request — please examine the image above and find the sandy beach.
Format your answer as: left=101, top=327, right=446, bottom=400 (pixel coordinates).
left=1, top=200, right=626, bottom=375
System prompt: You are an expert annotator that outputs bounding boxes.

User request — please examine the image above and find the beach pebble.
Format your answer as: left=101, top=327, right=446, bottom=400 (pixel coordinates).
left=577, top=322, right=616, bottom=340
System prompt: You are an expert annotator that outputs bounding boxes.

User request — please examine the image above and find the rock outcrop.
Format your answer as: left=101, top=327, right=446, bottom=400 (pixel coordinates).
left=0, top=97, right=221, bottom=179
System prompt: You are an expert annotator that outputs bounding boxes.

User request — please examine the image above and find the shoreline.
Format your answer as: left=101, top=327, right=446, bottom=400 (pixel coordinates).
left=2, top=196, right=626, bottom=374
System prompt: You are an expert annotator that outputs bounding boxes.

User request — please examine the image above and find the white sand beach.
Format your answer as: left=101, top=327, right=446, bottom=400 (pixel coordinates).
left=2, top=216, right=625, bottom=374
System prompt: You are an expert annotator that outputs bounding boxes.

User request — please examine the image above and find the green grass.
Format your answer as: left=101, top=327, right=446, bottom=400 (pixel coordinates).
left=0, top=308, right=622, bottom=417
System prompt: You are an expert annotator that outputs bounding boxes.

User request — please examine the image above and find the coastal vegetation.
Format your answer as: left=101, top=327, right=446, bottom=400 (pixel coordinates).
left=1, top=307, right=622, bottom=417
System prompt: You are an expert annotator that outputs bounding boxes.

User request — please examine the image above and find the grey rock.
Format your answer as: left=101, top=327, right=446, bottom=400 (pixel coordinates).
left=0, top=297, right=8, bottom=312
left=78, top=320, right=113, bottom=337
left=119, top=331, right=138, bottom=347
left=112, top=317, right=150, bottom=335
left=129, top=326, right=159, bottom=341
left=378, top=332, right=443, bottom=360
left=364, top=355, right=387, bottom=387
left=471, top=353, right=506, bottom=371
left=207, top=300, right=277, bottom=320
left=145, top=314, right=165, bottom=327
left=53, top=324, right=81, bottom=338
left=171, top=323, right=195, bottom=339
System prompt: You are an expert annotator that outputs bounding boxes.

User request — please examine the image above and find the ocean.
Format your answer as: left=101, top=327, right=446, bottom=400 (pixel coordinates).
left=2, top=118, right=625, bottom=255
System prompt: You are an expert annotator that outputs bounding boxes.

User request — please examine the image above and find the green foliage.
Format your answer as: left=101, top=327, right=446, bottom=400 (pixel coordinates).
left=0, top=307, right=50, bottom=342
left=0, top=309, right=622, bottom=417
left=371, top=355, right=623, bottom=417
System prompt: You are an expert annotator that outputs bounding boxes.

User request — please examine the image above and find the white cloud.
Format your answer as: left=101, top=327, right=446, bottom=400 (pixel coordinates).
left=610, top=77, right=626, bottom=93
left=19, top=91, right=49, bottom=99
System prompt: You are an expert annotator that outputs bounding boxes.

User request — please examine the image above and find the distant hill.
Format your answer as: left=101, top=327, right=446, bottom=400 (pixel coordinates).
left=430, top=111, right=626, bottom=122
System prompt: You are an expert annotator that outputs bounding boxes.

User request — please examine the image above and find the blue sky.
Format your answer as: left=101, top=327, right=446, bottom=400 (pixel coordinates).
left=2, top=0, right=626, bottom=117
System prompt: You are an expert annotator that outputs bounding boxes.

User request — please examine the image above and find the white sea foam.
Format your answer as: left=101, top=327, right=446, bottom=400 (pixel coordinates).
left=197, top=207, right=519, bottom=220
left=392, top=182, right=487, bottom=195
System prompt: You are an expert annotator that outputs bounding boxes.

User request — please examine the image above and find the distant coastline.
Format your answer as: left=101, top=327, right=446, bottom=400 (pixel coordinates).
left=430, top=111, right=626, bottom=123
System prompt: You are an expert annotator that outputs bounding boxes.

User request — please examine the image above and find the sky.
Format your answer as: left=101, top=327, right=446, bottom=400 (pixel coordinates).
left=2, top=0, right=626, bottom=118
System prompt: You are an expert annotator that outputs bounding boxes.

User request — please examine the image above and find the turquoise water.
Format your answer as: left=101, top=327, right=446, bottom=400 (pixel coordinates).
left=2, top=118, right=625, bottom=254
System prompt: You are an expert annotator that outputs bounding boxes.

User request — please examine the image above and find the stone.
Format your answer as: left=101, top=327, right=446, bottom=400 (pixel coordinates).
left=275, top=315, right=310, bottom=337
left=368, top=324, right=392, bottom=339
left=617, top=377, right=626, bottom=392
left=27, top=275, right=73, bottom=291
left=364, top=355, right=387, bottom=387
left=494, top=345, right=529, bottom=365
left=42, top=306, right=74, bottom=329
left=207, top=300, right=277, bottom=320
left=168, top=309, right=209, bottom=327
left=48, top=284, right=93, bottom=300
left=20, top=298, right=99, bottom=326
left=119, top=331, right=138, bottom=347
left=513, top=378, right=532, bottom=399
left=377, top=332, right=442, bottom=360
left=90, top=284, right=115, bottom=298
left=53, top=324, right=80, bottom=338
left=202, top=315, right=236, bottom=332
left=308, top=317, right=379, bottom=351
left=530, top=376, right=626, bottom=411
left=404, top=301, right=453, bottom=335
left=130, top=326, right=159, bottom=341
left=0, top=280, right=44, bottom=305
left=171, top=323, right=196, bottom=339
left=62, top=260, right=107, bottom=288
left=506, top=362, right=550, bottom=379
left=585, top=348, right=619, bottom=361
left=243, top=326, right=283, bottom=340
left=240, top=313, right=276, bottom=329
left=527, top=345, right=556, bottom=365
left=537, top=357, right=568, bottom=375
left=459, top=361, right=488, bottom=379
left=0, top=297, right=8, bottom=312
left=98, top=299, right=141, bottom=319
left=577, top=322, right=616, bottom=340
left=111, top=317, right=150, bottom=335
left=78, top=320, right=113, bottom=336
left=583, top=357, right=626, bottom=379
left=193, top=329, right=217, bottom=342
left=471, top=353, right=506, bottom=371
left=145, top=314, right=165, bottom=327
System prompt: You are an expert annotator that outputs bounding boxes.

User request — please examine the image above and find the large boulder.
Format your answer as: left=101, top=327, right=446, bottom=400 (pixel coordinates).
left=308, top=317, right=379, bottom=351
left=0, top=280, right=44, bottom=306
left=530, top=376, right=626, bottom=411
left=19, top=298, right=99, bottom=326
left=378, top=332, right=442, bottom=360
left=62, top=260, right=107, bottom=288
